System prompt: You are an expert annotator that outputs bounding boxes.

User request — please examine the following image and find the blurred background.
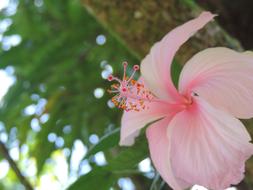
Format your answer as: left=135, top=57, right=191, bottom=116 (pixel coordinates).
left=0, top=0, right=252, bottom=190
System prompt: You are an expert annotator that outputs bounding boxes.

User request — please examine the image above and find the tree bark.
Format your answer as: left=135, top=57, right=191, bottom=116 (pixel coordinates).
left=81, top=0, right=242, bottom=64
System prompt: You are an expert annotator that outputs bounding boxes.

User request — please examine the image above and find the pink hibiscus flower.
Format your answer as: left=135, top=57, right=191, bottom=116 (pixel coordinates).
left=108, top=12, right=253, bottom=190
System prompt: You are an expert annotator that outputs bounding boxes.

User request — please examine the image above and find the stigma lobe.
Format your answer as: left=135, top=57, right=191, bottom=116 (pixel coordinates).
left=107, top=61, right=153, bottom=112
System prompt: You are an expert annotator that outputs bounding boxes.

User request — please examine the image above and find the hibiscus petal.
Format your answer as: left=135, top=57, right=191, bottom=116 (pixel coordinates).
left=167, top=97, right=253, bottom=189
left=146, top=117, right=190, bottom=190
left=140, top=11, right=215, bottom=101
left=120, top=100, right=177, bottom=146
left=179, top=47, right=253, bottom=119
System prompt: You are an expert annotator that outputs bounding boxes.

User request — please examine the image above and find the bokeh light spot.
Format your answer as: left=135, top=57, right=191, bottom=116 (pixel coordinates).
left=96, top=34, right=106, bottom=45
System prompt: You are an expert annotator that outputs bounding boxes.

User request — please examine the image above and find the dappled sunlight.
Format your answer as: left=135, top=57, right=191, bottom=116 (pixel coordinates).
left=94, top=151, right=107, bottom=166
left=96, top=34, right=106, bottom=46
left=118, top=178, right=135, bottom=190
left=89, top=133, right=99, bottom=144
left=0, top=69, right=15, bottom=101
left=0, top=160, right=9, bottom=179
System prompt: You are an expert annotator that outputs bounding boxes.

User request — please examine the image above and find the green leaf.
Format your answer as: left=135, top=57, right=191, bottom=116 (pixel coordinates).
left=67, top=167, right=114, bottom=190
left=107, top=134, right=148, bottom=171
left=150, top=173, right=167, bottom=190
left=171, top=59, right=182, bottom=88
left=68, top=134, right=149, bottom=189
left=85, top=128, right=120, bottom=159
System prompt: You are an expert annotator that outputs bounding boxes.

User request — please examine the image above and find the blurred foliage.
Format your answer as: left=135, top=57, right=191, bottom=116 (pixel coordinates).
left=0, top=0, right=159, bottom=189
left=0, top=0, right=252, bottom=190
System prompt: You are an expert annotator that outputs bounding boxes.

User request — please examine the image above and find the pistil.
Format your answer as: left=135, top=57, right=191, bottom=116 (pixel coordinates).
left=107, top=62, right=154, bottom=111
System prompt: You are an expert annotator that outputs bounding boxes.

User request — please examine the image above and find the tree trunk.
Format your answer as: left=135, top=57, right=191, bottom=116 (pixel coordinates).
left=81, top=0, right=242, bottom=65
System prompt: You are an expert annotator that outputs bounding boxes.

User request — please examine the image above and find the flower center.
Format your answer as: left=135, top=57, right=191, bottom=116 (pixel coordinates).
left=183, top=95, right=193, bottom=105
left=107, top=61, right=154, bottom=112
left=180, top=92, right=198, bottom=109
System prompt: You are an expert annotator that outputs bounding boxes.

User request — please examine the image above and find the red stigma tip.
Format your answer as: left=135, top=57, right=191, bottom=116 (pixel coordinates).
left=108, top=75, right=113, bottom=81
left=123, top=61, right=128, bottom=67
left=122, top=87, right=127, bottom=92
left=133, top=65, right=139, bottom=70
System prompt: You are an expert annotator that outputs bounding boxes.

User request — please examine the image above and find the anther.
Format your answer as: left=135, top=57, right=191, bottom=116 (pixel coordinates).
left=107, top=61, right=154, bottom=112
